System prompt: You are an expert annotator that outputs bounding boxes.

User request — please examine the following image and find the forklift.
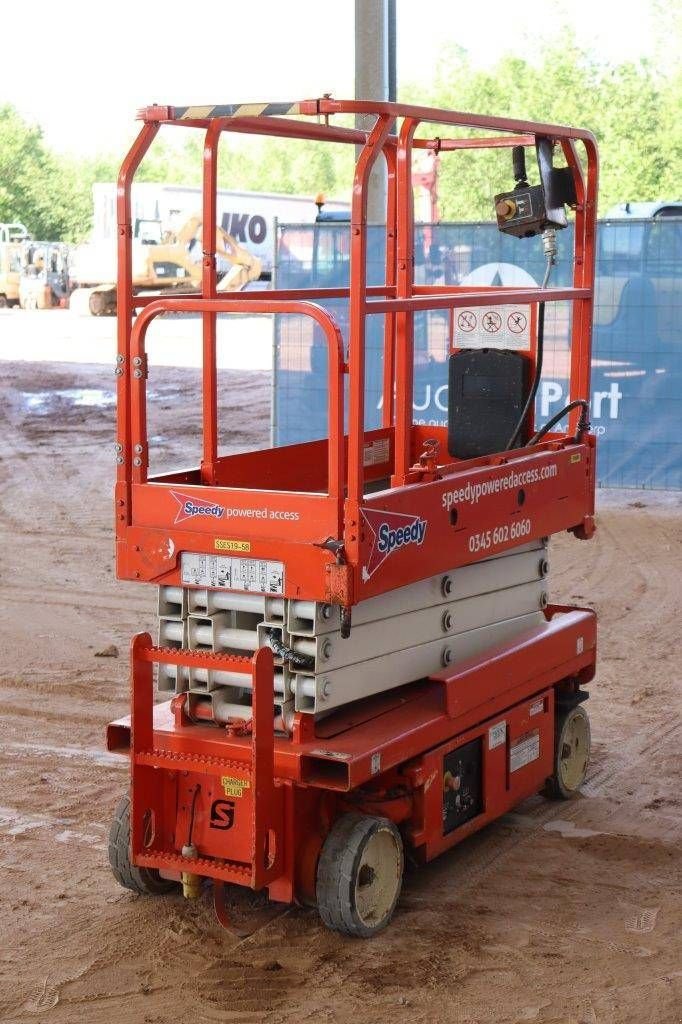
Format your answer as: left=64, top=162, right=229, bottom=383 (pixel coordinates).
left=19, top=241, right=71, bottom=308
left=107, top=99, right=598, bottom=937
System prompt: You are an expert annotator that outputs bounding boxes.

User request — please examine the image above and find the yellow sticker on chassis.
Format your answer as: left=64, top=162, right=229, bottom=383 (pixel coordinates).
left=221, top=775, right=251, bottom=798
left=215, top=539, right=251, bottom=552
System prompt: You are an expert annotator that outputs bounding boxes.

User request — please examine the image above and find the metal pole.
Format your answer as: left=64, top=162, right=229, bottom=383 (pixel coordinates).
left=387, top=0, right=397, bottom=103
left=355, top=0, right=394, bottom=223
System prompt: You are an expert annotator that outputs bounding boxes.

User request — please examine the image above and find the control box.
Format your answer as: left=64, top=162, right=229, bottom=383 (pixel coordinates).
left=443, top=737, right=483, bottom=834
left=494, top=184, right=560, bottom=238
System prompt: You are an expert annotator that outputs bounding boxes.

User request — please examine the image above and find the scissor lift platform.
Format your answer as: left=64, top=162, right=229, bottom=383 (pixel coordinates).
left=107, top=97, right=599, bottom=935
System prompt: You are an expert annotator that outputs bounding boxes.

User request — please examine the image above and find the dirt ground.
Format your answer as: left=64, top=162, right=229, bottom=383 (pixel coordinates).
left=0, top=360, right=680, bottom=1024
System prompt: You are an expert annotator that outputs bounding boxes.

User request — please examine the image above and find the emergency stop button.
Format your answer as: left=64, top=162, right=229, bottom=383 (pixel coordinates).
left=496, top=198, right=517, bottom=220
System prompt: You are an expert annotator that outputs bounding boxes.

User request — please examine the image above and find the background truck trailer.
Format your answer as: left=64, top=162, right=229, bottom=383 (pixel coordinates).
left=90, top=181, right=350, bottom=275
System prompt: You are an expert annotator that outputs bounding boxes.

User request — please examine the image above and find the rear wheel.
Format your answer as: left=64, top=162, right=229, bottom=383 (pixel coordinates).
left=316, top=813, right=403, bottom=937
left=544, top=704, right=591, bottom=799
left=108, top=792, right=178, bottom=895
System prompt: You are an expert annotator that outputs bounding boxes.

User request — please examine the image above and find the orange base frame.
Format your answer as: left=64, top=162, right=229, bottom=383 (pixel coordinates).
left=108, top=605, right=596, bottom=904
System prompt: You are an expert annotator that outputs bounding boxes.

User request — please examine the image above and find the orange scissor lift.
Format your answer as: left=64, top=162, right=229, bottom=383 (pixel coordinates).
left=107, top=98, right=598, bottom=937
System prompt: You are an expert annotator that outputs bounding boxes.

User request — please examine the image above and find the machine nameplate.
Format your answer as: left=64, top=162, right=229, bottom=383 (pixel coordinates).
left=509, top=729, right=540, bottom=772
left=181, top=552, right=285, bottom=595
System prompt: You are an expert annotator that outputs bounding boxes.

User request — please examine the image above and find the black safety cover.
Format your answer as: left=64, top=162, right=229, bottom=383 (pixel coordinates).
left=448, top=348, right=530, bottom=458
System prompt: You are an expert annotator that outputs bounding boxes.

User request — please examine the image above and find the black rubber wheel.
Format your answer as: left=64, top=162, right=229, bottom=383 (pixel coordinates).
left=108, top=792, right=178, bottom=895
left=316, top=813, right=403, bottom=937
left=0, top=295, right=7, bottom=309
left=544, top=704, right=591, bottom=800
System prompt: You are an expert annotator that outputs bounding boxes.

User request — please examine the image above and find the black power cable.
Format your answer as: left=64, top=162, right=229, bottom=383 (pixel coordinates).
left=505, top=251, right=553, bottom=451
left=266, top=630, right=314, bottom=670
left=527, top=399, right=590, bottom=447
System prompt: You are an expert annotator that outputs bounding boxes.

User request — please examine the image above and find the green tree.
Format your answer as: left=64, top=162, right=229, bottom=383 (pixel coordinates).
left=0, top=104, right=105, bottom=240
left=403, top=35, right=682, bottom=218
left=3, top=34, right=681, bottom=245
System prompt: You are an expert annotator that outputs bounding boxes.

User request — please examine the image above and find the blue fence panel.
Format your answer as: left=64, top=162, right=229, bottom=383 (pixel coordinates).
left=273, top=219, right=682, bottom=489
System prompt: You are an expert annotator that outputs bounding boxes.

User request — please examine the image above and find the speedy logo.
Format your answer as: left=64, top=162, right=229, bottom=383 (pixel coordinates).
left=170, top=490, right=225, bottom=525
left=361, top=508, right=428, bottom=580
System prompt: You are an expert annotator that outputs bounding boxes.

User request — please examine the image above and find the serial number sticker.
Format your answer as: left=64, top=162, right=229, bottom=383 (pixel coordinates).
left=221, top=775, right=251, bottom=798
left=181, top=553, right=284, bottom=595
left=468, top=518, right=532, bottom=555
left=529, top=699, right=545, bottom=717
left=214, top=538, right=251, bottom=553
left=509, top=729, right=540, bottom=773
left=488, top=721, right=507, bottom=750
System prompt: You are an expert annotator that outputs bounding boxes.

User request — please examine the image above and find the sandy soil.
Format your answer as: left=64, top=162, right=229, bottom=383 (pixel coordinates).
left=0, top=360, right=680, bottom=1024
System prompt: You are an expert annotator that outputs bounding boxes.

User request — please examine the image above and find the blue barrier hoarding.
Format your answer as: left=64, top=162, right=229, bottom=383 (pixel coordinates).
left=273, top=219, right=682, bottom=489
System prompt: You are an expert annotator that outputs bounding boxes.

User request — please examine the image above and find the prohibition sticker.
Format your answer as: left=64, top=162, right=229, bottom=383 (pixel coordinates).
left=454, top=304, right=532, bottom=351
left=507, top=310, right=528, bottom=333
left=482, top=310, right=502, bottom=333
left=458, top=310, right=477, bottom=332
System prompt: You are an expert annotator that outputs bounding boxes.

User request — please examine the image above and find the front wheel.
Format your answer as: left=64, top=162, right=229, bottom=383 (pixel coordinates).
left=108, top=792, right=178, bottom=895
left=544, top=704, right=591, bottom=799
left=316, top=813, right=404, bottom=937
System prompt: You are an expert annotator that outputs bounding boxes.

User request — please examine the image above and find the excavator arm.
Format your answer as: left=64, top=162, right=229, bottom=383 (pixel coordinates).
left=215, top=227, right=262, bottom=291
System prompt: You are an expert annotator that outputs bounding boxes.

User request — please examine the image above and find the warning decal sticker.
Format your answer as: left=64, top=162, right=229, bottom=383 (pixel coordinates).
left=509, top=729, right=541, bottom=773
left=363, top=437, right=390, bottom=467
left=181, top=552, right=284, bottom=594
left=454, top=304, right=532, bottom=351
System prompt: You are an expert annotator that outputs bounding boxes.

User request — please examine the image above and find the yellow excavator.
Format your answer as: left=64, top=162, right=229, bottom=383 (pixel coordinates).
left=69, top=215, right=262, bottom=316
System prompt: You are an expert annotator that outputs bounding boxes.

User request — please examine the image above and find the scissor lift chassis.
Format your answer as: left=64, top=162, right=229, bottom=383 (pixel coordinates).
left=108, top=98, right=599, bottom=935
left=108, top=606, right=595, bottom=904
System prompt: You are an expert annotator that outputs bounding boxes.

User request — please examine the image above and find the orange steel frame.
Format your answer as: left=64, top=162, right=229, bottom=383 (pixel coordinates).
left=109, top=98, right=599, bottom=908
